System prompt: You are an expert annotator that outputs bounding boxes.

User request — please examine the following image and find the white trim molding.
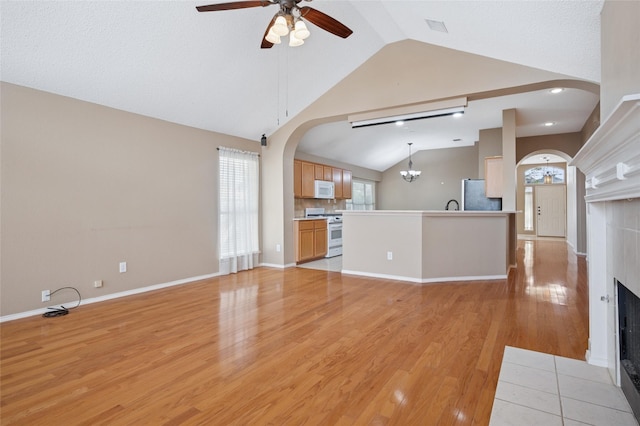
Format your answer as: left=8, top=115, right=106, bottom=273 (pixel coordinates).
left=571, top=94, right=640, bottom=202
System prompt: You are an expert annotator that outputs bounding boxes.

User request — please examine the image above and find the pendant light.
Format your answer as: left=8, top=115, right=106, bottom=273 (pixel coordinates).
left=400, top=142, right=421, bottom=182
left=543, top=158, right=553, bottom=184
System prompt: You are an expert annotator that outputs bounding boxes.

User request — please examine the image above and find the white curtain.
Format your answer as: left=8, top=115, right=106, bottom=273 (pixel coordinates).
left=218, top=147, right=260, bottom=274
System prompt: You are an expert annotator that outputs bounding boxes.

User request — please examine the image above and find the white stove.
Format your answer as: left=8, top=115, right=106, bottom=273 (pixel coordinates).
left=305, top=208, right=342, bottom=257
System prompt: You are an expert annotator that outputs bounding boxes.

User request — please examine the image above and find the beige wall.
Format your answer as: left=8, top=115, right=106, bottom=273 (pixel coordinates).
left=478, top=128, right=503, bottom=178
left=516, top=133, right=583, bottom=163
left=600, top=0, right=640, bottom=119
left=1, top=83, right=258, bottom=315
left=377, top=145, right=478, bottom=210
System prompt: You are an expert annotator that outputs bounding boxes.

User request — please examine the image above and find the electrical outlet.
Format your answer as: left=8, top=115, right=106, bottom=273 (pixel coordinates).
left=276, top=244, right=281, bottom=252
left=94, top=280, right=103, bottom=288
left=41, top=290, right=50, bottom=303
left=387, top=251, right=393, bottom=260
left=119, top=262, right=127, bottom=273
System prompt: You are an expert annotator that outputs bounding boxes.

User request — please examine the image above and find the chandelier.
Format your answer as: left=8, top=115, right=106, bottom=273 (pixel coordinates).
left=400, top=143, right=421, bottom=183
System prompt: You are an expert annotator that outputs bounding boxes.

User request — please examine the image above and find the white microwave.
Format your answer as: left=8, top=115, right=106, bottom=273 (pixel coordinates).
left=314, top=180, right=335, bottom=199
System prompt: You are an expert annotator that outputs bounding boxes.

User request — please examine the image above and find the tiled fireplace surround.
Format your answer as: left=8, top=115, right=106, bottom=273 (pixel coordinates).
left=571, top=94, right=640, bottom=417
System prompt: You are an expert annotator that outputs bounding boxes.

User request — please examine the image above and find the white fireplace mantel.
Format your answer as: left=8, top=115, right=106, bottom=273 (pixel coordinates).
left=569, top=94, right=640, bottom=386
left=571, top=94, right=640, bottom=202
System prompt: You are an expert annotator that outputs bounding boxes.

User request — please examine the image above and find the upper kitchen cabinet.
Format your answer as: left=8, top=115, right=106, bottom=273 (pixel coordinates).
left=294, top=159, right=352, bottom=200
left=342, top=169, right=352, bottom=199
left=332, top=168, right=352, bottom=200
left=485, top=156, right=503, bottom=198
left=294, top=160, right=316, bottom=198
left=314, top=164, right=333, bottom=182
left=333, top=168, right=343, bottom=199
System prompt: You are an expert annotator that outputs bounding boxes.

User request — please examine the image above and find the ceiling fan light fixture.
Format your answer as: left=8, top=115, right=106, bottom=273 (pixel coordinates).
left=294, top=20, right=310, bottom=39
left=272, top=15, right=289, bottom=36
left=265, top=27, right=281, bottom=44
left=289, top=31, right=304, bottom=47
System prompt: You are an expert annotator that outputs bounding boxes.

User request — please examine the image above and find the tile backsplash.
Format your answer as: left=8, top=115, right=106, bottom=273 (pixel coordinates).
left=295, top=198, right=346, bottom=217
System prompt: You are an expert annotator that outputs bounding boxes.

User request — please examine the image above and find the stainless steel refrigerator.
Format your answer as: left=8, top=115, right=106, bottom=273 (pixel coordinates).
left=461, top=179, right=502, bottom=211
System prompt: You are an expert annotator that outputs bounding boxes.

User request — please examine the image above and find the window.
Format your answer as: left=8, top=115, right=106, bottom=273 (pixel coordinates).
left=524, top=186, right=534, bottom=231
left=524, top=166, right=565, bottom=184
left=218, top=147, right=260, bottom=274
left=346, top=179, right=375, bottom=210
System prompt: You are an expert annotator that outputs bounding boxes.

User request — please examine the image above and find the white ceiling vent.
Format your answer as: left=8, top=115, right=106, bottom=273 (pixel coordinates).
left=425, top=19, right=448, bottom=33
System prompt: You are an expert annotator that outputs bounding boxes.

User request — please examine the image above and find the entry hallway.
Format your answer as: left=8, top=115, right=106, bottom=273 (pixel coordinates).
left=1, top=239, right=588, bottom=424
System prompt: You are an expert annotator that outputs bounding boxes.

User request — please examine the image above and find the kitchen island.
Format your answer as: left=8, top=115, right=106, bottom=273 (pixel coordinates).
left=341, top=210, right=516, bottom=283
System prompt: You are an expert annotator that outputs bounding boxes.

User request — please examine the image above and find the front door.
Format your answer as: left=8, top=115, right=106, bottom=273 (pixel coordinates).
left=536, top=185, right=566, bottom=237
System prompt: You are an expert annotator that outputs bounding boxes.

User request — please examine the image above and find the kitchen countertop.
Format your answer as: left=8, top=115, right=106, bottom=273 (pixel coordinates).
left=339, top=210, right=516, bottom=217
left=293, top=217, right=328, bottom=221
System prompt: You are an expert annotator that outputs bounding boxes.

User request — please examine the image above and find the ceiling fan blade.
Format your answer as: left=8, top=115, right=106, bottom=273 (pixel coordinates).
left=196, top=1, right=273, bottom=12
left=260, top=15, right=277, bottom=49
left=299, top=6, right=353, bottom=39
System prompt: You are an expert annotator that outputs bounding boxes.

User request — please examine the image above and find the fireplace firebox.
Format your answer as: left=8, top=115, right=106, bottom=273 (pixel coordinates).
left=618, top=279, right=640, bottom=423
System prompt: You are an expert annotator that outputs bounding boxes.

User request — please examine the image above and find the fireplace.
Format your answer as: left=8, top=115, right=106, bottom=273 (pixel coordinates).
left=571, top=94, right=640, bottom=421
left=618, top=279, right=640, bottom=423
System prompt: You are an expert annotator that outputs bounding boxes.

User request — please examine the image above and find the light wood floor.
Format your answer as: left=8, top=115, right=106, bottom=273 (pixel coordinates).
left=1, top=239, right=588, bottom=425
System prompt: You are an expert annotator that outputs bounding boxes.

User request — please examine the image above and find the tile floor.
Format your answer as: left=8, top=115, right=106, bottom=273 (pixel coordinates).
left=490, top=346, right=639, bottom=426
left=295, top=255, right=342, bottom=272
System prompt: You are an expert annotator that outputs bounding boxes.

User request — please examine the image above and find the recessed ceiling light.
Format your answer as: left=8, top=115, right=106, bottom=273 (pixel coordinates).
left=544, top=121, right=555, bottom=127
left=452, top=112, right=463, bottom=118
left=395, top=120, right=404, bottom=126
left=550, top=88, right=564, bottom=94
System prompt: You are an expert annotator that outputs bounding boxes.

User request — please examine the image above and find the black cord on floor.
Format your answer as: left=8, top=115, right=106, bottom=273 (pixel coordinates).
left=42, top=286, right=81, bottom=318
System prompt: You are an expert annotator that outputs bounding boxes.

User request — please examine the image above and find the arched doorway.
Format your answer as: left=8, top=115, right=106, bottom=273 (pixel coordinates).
left=516, top=150, right=585, bottom=253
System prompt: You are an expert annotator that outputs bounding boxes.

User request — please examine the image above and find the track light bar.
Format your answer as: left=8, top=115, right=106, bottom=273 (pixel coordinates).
left=350, top=107, right=464, bottom=128
left=348, top=98, right=467, bottom=129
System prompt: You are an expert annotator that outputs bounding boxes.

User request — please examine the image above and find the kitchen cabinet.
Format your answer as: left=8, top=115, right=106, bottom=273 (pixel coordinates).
left=294, top=219, right=327, bottom=263
left=332, top=168, right=343, bottom=199
left=332, top=168, right=352, bottom=200
left=294, top=160, right=302, bottom=197
left=314, top=164, right=333, bottom=182
left=485, top=156, right=503, bottom=198
left=294, top=160, right=316, bottom=198
left=324, top=166, right=332, bottom=181
left=294, top=159, right=352, bottom=199
left=342, top=169, right=352, bottom=199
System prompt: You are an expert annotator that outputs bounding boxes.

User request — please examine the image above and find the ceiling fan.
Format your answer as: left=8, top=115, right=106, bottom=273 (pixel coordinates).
left=196, top=0, right=353, bottom=48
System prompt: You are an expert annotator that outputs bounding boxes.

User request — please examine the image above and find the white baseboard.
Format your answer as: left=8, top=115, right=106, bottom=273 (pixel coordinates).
left=0, top=272, right=222, bottom=323
left=566, top=240, right=588, bottom=257
left=585, top=350, right=609, bottom=368
left=259, top=262, right=296, bottom=269
left=341, top=269, right=507, bottom=284
left=341, top=270, right=423, bottom=284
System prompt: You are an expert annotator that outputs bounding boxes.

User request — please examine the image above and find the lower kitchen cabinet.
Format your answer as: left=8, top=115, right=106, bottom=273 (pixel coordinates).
left=294, top=219, right=327, bottom=263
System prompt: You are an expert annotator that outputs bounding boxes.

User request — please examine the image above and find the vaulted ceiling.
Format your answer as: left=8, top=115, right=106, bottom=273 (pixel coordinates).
left=1, top=1, right=603, bottom=171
